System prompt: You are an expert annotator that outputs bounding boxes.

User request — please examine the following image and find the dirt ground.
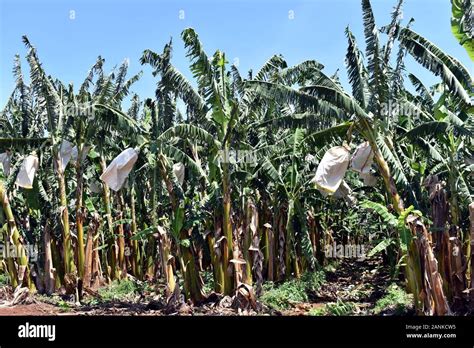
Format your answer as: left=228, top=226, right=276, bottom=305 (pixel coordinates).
left=0, top=257, right=397, bottom=316
left=281, top=257, right=394, bottom=315
left=0, top=302, right=67, bottom=315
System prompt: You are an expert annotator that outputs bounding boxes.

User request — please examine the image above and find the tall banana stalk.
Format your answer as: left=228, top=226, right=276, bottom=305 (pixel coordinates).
left=0, top=181, right=32, bottom=289
left=53, top=148, right=75, bottom=279
left=75, top=144, right=86, bottom=279
left=221, top=144, right=234, bottom=294
left=100, top=155, right=117, bottom=280
left=116, top=190, right=126, bottom=277
left=0, top=204, right=19, bottom=287
left=129, top=184, right=141, bottom=278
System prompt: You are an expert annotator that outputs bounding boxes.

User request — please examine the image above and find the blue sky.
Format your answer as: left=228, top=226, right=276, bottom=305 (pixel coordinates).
left=1, top=0, right=472, bottom=109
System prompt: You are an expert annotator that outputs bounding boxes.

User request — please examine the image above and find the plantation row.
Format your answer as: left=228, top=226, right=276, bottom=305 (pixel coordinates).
left=0, top=0, right=473, bottom=315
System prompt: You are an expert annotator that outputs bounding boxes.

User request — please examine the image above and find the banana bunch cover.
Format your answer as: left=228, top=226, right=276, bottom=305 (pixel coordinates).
left=100, top=148, right=138, bottom=191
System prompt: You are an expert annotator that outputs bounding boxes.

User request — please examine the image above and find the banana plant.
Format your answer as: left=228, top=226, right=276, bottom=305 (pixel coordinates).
left=450, top=0, right=474, bottom=61
left=246, top=0, right=455, bottom=314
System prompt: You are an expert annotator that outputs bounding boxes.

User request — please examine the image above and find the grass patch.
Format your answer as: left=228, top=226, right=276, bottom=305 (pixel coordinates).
left=0, top=273, right=9, bottom=286
left=347, top=283, right=374, bottom=301
left=325, top=300, right=356, bottom=316
left=37, top=279, right=154, bottom=307
left=97, top=279, right=140, bottom=302
left=373, top=283, right=413, bottom=315
left=57, top=299, right=73, bottom=311
left=308, top=300, right=356, bottom=316
left=307, top=306, right=326, bottom=316
left=260, top=271, right=325, bottom=310
left=35, top=294, right=74, bottom=312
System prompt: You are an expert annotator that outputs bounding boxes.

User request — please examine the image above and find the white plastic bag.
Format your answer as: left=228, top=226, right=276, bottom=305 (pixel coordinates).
left=100, top=148, right=138, bottom=192
left=16, top=155, right=39, bottom=189
left=173, top=162, right=185, bottom=186
left=0, top=152, right=11, bottom=176
left=60, top=141, right=91, bottom=172
left=59, top=140, right=75, bottom=172
left=311, top=146, right=350, bottom=194
left=71, top=145, right=91, bottom=163
left=351, top=142, right=373, bottom=174
left=333, top=180, right=351, bottom=199
left=333, top=181, right=357, bottom=205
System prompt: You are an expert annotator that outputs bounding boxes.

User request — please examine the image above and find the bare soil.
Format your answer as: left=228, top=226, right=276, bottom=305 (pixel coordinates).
left=0, top=257, right=394, bottom=316
left=281, top=257, right=393, bottom=315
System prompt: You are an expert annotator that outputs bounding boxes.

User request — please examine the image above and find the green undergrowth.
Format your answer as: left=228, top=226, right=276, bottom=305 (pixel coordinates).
left=373, top=283, right=413, bottom=315
left=35, top=279, right=153, bottom=307
left=308, top=299, right=356, bottom=316
left=202, top=270, right=215, bottom=294
left=83, top=278, right=153, bottom=305
left=260, top=271, right=325, bottom=310
left=0, top=273, right=9, bottom=286
left=98, top=279, right=140, bottom=302
left=35, top=294, right=74, bottom=312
